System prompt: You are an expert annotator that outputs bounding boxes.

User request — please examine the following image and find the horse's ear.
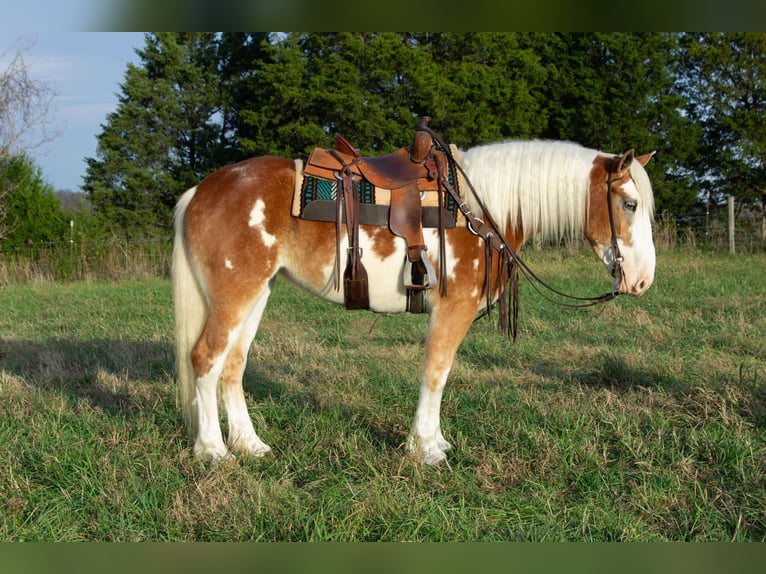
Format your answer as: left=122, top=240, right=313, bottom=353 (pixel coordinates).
left=612, top=149, right=635, bottom=178
left=636, top=151, right=656, bottom=167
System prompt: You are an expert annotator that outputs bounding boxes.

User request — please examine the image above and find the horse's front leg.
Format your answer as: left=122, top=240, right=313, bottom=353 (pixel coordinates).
left=408, top=299, right=477, bottom=465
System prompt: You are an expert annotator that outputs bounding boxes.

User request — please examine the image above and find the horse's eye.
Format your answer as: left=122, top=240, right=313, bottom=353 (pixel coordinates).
left=624, top=200, right=637, bottom=213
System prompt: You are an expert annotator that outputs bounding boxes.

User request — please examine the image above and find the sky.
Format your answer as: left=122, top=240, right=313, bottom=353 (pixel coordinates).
left=2, top=32, right=146, bottom=191
left=3, top=2, right=107, bottom=34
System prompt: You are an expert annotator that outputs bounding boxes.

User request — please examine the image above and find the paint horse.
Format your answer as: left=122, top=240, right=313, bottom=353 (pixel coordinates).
left=172, top=135, right=656, bottom=466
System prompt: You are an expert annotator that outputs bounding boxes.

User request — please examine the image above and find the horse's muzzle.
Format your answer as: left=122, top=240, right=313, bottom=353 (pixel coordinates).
left=619, top=275, right=653, bottom=296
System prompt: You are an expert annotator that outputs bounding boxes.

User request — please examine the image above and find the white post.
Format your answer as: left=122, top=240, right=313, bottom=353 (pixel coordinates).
left=728, top=195, right=735, bottom=254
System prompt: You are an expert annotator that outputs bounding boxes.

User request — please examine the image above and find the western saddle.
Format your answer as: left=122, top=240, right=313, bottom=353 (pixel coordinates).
left=302, top=116, right=459, bottom=312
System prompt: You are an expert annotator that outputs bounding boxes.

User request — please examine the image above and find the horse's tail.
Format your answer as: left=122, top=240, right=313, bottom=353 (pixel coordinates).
left=172, top=186, right=206, bottom=437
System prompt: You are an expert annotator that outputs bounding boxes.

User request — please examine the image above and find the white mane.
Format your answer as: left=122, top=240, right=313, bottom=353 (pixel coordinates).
left=459, top=140, right=652, bottom=242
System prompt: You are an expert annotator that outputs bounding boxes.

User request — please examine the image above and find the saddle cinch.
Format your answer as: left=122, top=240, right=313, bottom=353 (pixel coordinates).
left=300, top=117, right=463, bottom=312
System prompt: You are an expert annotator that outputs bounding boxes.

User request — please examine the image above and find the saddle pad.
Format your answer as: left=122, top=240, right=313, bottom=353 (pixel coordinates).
left=291, top=145, right=466, bottom=228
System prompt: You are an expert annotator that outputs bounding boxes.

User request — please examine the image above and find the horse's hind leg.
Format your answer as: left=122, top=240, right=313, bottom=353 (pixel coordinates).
left=409, top=299, right=477, bottom=465
left=191, top=283, right=272, bottom=462
left=220, top=281, right=274, bottom=457
left=190, top=311, right=237, bottom=462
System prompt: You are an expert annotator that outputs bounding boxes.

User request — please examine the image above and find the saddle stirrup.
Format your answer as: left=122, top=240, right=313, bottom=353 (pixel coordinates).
left=403, top=248, right=438, bottom=291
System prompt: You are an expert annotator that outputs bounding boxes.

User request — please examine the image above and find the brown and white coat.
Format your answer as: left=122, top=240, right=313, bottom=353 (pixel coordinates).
left=173, top=139, right=656, bottom=465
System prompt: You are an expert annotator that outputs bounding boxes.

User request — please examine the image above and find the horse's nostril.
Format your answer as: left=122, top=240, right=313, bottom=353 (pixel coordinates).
left=633, top=277, right=653, bottom=294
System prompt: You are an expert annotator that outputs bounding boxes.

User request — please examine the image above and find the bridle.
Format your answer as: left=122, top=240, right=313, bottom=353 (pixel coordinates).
left=605, top=156, right=625, bottom=291
left=418, top=122, right=625, bottom=338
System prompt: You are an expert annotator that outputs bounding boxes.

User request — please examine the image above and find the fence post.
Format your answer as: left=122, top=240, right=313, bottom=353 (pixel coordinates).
left=728, top=195, right=735, bottom=254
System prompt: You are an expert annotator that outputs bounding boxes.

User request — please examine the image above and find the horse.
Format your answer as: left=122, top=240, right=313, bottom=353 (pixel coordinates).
left=172, top=138, right=656, bottom=466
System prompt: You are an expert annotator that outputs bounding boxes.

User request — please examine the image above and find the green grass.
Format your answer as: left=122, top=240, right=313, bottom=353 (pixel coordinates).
left=1, top=249, right=764, bottom=541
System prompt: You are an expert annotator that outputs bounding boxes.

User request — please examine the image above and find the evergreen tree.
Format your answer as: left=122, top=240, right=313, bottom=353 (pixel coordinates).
left=0, top=154, right=67, bottom=249
left=1, top=40, right=60, bottom=245
left=527, top=33, right=699, bottom=215
left=234, top=32, right=325, bottom=158
left=83, top=32, right=224, bottom=237
left=679, top=32, right=766, bottom=234
left=235, top=32, right=425, bottom=158
left=411, top=32, right=548, bottom=146
left=216, top=32, right=273, bottom=164
left=82, top=31, right=747, bottom=232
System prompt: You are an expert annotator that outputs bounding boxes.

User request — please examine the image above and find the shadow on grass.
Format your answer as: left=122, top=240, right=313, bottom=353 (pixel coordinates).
left=241, top=368, right=408, bottom=452
left=532, top=350, right=766, bottom=429
left=0, top=337, right=177, bottom=416
left=0, top=337, right=396, bottom=446
left=0, top=336, right=291, bottom=413
left=567, top=352, right=680, bottom=391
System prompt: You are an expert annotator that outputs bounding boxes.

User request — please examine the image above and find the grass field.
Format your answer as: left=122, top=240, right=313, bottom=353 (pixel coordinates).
left=1, top=248, right=764, bottom=541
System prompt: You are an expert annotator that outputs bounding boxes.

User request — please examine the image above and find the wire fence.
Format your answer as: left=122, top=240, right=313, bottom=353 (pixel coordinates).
left=0, top=236, right=172, bottom=286
left=1, top=215, right=763, bottom=287
left=652, top=211, right=765, bottom=253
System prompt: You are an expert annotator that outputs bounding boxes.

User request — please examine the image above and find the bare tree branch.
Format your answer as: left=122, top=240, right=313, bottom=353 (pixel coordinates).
left=0, top=39, right=60, bottom=159
left=0, top=38, right=61, bottom=245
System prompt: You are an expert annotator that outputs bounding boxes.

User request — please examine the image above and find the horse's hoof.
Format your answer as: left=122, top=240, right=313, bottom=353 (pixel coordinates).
left=436, top=436, right=452, bottom=453
left=407, top=435, right=450, bottom=466
left=211, top=451, right=237, bottom=465
left=194, top=442, right=234, bottom=464
left=230, top=436, right=272, bottom=458
left=422, top=448, right=448, bottom=466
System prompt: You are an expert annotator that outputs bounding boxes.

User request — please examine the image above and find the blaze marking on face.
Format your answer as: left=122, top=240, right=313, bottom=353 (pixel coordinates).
left=225, top=258, right=234, bottom=270
left=249, top=199, right=277, bottom=247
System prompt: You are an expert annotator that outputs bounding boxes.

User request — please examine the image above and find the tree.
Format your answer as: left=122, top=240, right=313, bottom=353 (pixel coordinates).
left=231, top=32, right=320, bottom=158
left=83, top=33, right=225, bottom=237
left=411, top=32, right=549, bottom=146
left=86, top=32, right=747, bottom=235
left=528, top=33, right=700, bottom=216
left=1, top=39, right=60, bottom=244
left=679, top=33, right=766, bottom=238
left=216, top=32, right=273, bottom=164
left=0, top=154, right=67, bottom=249
left=235, top=33, right=427, bottom=158
left=235, top=32, right=551, bottom=156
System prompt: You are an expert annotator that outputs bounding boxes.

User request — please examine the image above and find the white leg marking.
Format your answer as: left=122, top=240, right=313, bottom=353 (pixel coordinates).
left=408, top=368, right=452, bottom=465
left=224, top=389, right=272, bottom=458
left=194, top=353, right=232, bottom=462
left=221, top=288, right=273, bottom=457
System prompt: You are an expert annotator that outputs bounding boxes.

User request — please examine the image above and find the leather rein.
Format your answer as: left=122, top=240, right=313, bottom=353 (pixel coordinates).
left=419, top=124, right=624, bottom=338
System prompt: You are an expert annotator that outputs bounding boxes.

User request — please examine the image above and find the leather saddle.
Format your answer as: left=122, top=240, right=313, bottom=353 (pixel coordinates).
left=308, top=141, right=429, bottom=190
left=302, top=117, right=452, bottom=311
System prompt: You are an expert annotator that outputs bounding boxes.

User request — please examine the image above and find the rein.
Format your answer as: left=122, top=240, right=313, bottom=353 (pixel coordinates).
left=419, top=123, right=623, bottom=338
